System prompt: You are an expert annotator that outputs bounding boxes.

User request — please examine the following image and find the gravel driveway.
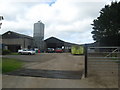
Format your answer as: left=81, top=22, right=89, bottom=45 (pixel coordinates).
left=3, top=53, right=84, bottom=71
left=3, top=53, right=84, bottom=79
left=2, top=53, right=117, bottom=88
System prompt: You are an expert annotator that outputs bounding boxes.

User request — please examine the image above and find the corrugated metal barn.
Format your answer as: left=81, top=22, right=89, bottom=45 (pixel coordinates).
left=2, top=31, right=80, bottom=52
left=2, top=31, right=34, bottom=52
left=44, top=37, right=80, bottom=52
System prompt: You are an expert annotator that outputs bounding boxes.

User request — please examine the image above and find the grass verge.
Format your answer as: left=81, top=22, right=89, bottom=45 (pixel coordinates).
left=10, top=53, right=20, bottom=55
left=1, top=58, right=24, bottom=73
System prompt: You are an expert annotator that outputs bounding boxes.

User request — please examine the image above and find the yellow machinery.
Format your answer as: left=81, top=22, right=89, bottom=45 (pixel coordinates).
left=71, top=45, right=84, bottom=55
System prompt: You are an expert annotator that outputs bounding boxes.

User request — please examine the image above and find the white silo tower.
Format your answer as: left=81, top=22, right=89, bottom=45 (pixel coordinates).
left=33, top=21, right=44, bottom=51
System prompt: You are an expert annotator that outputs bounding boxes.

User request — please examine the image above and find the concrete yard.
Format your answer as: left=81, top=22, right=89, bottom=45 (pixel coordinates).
left=2, top=53, right=118, bottom=88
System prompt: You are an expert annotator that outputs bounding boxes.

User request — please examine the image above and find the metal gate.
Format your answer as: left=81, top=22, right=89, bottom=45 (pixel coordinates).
left=85, top=47, right=120, bottom=87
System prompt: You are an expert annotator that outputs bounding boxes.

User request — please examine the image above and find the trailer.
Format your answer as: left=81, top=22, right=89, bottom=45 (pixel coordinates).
left=71, top=45, right=84, bottom=55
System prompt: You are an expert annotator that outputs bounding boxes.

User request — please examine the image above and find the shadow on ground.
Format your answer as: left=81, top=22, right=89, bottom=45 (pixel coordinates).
left=4, top=69, right=83, bottom=79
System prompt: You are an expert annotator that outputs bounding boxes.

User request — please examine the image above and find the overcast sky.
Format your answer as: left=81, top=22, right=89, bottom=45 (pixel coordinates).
left=0, top=0, right=119, bottom=44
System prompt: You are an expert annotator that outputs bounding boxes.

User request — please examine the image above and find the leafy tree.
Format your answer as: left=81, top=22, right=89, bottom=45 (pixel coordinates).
left=0, top=16, right=4, bottom=20
left=91, top=1, right=120, bottom=46
left=0, top=16, right=4, bottom=29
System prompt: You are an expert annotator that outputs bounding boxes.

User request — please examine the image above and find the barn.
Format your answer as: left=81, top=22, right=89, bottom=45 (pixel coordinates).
left=2, top=31, right=34, bottom=52
left=44, top=37, right=80, bottom=52
left=2, top=31, right=80, bottom=52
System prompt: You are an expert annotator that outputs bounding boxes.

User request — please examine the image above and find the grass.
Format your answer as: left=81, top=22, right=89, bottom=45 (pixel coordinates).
left=1, top=58, right=24, bottom=73
left=110, top=54, right=120, bottom=63
left=10, top=52, right=20, bottom=55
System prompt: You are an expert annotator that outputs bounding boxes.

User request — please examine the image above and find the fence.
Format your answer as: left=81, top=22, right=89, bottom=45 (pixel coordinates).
left=85, top=47, right=120, bottom=87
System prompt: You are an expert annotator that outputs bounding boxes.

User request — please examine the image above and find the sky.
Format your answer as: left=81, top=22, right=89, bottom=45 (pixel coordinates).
left=0, top=0, right=119, bottom=44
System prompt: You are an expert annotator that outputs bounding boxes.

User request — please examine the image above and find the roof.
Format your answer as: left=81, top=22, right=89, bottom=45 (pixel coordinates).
left=45, top=37, right=80, bottom=46
left=44, top=37, right=64, bottom=43
left=85, top=42, right=100, bottom=47
left=2, top=31, right=33, bottom=39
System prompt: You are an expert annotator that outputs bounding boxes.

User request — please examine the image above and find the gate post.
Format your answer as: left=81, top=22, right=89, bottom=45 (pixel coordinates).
left=84, top=44, right=88, bottom=78
left=118, top=48, right=120, bottom=88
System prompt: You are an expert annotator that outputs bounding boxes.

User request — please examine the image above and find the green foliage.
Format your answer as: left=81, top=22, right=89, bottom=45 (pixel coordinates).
left=2, top=50, right=11, bottom=55
left=111, top=53, right=117, bottom=57
left=10, top=53, right=19, bottom=55
left=91, top=1, right=120, bottom=46
left=2, top=58, right=24, bottom=73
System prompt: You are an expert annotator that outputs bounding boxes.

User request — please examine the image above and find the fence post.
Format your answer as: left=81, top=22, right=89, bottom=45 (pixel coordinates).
left=118, top=48, right=120, bottom=88
left=84, top=44, right=88, bottom=78
left=118, top=62, right=120, bottom=88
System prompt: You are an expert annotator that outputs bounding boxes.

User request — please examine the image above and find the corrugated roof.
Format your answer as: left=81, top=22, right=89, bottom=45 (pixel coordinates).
left=44, top=37, right=64, bottom=42
left=2, top=31, right=33, bottom=39
left=45, top=36, right=80, bottom=46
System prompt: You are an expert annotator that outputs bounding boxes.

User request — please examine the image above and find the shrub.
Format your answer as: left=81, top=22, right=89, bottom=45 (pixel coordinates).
left=2, top=50, right=11, bottom=55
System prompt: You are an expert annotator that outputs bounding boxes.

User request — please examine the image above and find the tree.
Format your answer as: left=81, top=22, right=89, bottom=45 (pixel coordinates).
left=91, top=1, right=120, bottom=46
left=0, top=16, right=4, bottom=29
left=0, top=16, right=4, bottom=20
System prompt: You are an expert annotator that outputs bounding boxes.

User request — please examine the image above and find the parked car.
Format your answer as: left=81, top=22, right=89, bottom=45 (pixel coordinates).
left=55, top=48, right=63, bottom=53
left=18, top=49, right=35, bottom=55
left=47, top=48, right=55, bottom=53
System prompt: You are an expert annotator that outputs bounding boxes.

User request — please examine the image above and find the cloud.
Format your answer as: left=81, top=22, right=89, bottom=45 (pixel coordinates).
left=1, top=0, right=119, bottom=44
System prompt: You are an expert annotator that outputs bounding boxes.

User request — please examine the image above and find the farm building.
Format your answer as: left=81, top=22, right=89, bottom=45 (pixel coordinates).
left=2, top=31, right=81, bottom=52
left=44, top=37, right=80, bottom=52
left=2, top=31, right=34, bottom=52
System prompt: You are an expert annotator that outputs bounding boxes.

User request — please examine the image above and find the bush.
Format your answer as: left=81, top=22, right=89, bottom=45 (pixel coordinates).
left=2, top=50, right=11, bottom=55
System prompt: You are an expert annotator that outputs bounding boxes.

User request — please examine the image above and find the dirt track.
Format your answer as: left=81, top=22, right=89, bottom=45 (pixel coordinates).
left=3, top=53, right=84, bottom=71
left=25, top=53, right=84, bottom=71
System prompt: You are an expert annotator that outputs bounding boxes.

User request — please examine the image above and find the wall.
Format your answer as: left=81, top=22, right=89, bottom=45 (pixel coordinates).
left=2, top=38, right=33, bottom=49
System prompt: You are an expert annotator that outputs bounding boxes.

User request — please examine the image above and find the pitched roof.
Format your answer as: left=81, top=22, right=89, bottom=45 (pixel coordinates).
left=44, top=37, right=64, bottom=43
left=2, top=31, right=33, bottom=39
left=45, top=36, right=80, bottom=46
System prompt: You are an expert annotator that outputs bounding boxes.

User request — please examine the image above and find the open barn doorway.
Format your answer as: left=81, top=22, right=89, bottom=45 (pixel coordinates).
left=7, top=45, right=21, bottom=52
